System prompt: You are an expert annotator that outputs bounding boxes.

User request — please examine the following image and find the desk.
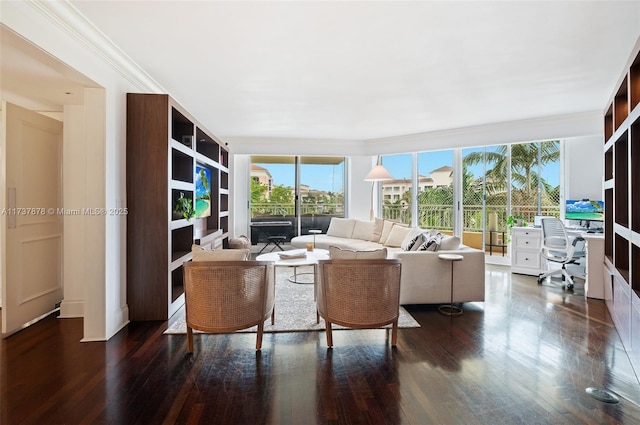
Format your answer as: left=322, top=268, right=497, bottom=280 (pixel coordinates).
left=510, top=226, right=605, bottom=299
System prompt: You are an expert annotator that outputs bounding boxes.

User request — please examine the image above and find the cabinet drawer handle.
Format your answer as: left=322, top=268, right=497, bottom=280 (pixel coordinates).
left=525, top=258, right=529, bottom=261
left=525, top=241, right=529, bottom=244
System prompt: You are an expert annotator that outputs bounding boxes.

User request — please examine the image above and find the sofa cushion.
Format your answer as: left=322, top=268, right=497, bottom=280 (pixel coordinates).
left=372, top=217, right=385, bottom=241
left=191, top=244, right=250, bottom=261
left=329, top=245, right=387, bottom=259
left=351, top=220, right=375, bottom=241
left=326, top=218, right=356, bottom=238
left=384, top=225, right=412, bottom=247
left=379, top=220, right=408, bottom=244
left=440, top=235, right=461, bottom=251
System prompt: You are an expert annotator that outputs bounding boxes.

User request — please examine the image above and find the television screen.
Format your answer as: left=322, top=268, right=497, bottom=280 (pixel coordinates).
left=565, top=199, right=604, bottom=221
left=195, top=165, right=212, bottom=218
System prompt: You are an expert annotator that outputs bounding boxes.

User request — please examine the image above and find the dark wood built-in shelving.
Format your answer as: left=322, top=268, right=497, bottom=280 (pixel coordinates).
left=127, top=93, right=230, bottom=321
left=602, top=37, right=640, bottom=380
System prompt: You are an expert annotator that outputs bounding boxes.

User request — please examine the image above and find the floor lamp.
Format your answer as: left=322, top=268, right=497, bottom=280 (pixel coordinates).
left=364, top=164, right=394, bottom=221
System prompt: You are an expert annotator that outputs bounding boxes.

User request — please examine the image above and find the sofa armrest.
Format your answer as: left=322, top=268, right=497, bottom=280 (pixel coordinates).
left=390, top=248, right=486, bottom=304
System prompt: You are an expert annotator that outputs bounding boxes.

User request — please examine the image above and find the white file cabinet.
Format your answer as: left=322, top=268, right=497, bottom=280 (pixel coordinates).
left=510, top=227, right=544, bottom=276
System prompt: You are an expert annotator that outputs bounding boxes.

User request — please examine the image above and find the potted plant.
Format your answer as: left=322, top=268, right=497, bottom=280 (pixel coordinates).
left=174, top=192, right=195, bottom=220
left=505, top=214, right=527, bottom=242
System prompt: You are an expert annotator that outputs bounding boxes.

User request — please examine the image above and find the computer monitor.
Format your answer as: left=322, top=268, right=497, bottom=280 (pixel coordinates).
left=565, top=199, right=604, bottom=229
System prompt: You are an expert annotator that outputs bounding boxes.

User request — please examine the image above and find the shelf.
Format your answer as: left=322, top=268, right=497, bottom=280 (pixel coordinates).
left=632, top=118, right=640, bottom=233
left=171, top=107, right=194, bottom=146
left=605, top=104, right=614, bottom=142
left=127, top=93, right=231, bottom=321
left=631, top=50, right=640, bottom=112
left=615, top=233, right=630, bottom=283
left=604, top=147, right=613, bottom=180
left=614, top=76, right=629, bottom=130
left=614, top=131, right=629, bottom=227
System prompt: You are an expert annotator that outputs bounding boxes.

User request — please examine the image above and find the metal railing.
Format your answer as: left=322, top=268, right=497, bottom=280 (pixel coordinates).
left=253, top=202, right=559, bottom=232
left=382, top=204, right=560, bottom=231
left=251, top=203, right=344, bottom=217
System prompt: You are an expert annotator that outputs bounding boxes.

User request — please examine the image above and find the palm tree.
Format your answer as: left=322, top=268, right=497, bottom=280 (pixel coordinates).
left=463, top=141, right=560, bottom=200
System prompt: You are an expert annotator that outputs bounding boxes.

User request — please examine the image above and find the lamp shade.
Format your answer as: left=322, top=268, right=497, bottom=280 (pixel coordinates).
left=364, top=164, right=394, bottom=181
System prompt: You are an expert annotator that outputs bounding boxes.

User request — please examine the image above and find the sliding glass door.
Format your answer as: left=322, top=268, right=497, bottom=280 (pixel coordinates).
left=416, top=150, right=454, bottom=231
left=461, top=146, right=509, bottom=255
left=249, top=155, right=346, bottom=244
left=299, top=156, right=346, bottom=234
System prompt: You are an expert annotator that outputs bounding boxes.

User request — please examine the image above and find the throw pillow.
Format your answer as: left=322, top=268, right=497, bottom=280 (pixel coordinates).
left=439, top=235, right=461, bottom=251
left=191, top=244, right=250, bottom=261
left=325, top=218, right=356, bottom=238
left=407, top=230, right=438, bottom=251
left=328, top=245, right=387, bottom=259
left=351, top=220, right=375, bottom=241
left=417, top=233, right=444, bottom=252
left=400, top=227, right=424, bottom=250
left=372, top=217, right=385, bottom=241
left=384, top=224, right=412, bottom=247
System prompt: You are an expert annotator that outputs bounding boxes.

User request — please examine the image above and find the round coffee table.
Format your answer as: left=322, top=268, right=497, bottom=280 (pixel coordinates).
left=256, top=248, right=329, bottom=284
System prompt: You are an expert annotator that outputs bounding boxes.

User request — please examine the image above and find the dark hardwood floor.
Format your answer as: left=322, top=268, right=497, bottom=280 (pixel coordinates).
left=2, top=265, right=640, bottom=424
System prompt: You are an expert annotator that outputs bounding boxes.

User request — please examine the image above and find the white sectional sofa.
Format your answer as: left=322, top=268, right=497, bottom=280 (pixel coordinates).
left=291, top=218, right=486, bottom=305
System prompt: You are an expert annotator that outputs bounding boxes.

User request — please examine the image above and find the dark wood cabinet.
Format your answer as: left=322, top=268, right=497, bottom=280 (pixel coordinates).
left=127, top=93, right=229, bottom=321
left=603, top=40, right=640, bottom=378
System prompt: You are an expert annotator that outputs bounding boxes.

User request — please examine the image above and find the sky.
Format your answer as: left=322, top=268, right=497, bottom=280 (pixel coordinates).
left=256, top=145, right=561, bottom=193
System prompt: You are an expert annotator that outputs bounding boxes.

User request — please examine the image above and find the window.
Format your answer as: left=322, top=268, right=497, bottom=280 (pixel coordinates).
left=380, top=140, right=561, bottom=258
left=381, top=154, right=413, bottom=225
left=249, top=156, right=346, bottom=242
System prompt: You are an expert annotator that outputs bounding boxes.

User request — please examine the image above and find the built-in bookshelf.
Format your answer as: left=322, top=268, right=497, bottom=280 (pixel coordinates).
left=603, top=39, right=640, bottom=378
left=127, top=93, right=229, bottom=321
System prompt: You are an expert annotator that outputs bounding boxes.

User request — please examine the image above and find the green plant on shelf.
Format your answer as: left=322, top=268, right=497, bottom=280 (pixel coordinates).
left=505, top=215, right=527, bottom=242
left=174, top=192, right=195, bottom=220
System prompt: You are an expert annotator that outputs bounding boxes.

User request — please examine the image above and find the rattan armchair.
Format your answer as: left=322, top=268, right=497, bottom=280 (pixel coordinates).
left=316, top=259, right=402, bottom=348
left=183, top=261, right=275, bottom=352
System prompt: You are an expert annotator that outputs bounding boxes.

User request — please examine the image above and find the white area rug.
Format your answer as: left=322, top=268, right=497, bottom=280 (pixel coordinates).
left=164, top=265, right=420, bottom=334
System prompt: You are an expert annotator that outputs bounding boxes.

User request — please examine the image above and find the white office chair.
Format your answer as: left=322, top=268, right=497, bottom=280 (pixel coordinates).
left=537, top=217, right=586, bottom=290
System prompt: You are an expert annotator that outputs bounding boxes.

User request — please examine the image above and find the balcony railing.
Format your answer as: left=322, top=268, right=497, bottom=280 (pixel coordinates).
left=251, top=203, right=344, bottom=217
left=383, top=204, right=560, bottom=231
left=252, top=202, right=559, bottom=232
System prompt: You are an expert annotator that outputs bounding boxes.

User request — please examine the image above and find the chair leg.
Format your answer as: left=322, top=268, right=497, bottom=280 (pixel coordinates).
left=325, top=321, right=333, bottom=348
left=187, top=326, right=194, bottom=353
left=391, top=320, right=398, bottom=347
left=271, top=308, right=275, bottom=325
left=256, top=322, right=264, bottom=350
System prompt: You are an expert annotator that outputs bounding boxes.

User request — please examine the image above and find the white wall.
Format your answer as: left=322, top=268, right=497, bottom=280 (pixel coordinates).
left=1, top=1, right=163, bottom=340
left=564, top=135, right=604, bottom=201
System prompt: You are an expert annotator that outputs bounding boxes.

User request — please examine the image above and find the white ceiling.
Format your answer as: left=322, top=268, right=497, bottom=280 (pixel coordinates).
left=7, top=1, right=640, bottom=141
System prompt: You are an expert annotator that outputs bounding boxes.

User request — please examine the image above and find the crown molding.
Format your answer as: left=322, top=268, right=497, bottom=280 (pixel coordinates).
left=25, top=0, right=165, bottom=93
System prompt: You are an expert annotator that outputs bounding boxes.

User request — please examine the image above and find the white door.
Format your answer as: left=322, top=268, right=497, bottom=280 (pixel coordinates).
left=2, top=102, right=63, bottom=336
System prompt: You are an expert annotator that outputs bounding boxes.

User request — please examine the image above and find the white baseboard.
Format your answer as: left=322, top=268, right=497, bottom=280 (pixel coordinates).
left=59, top=299, right=84, bottom=318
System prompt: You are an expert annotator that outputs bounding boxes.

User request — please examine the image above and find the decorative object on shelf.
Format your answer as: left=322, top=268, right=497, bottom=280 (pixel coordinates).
left=364, top=159, right=394, bottom=221
left=181, top=135, right=193, bottom=147
left=174, top=192, right=195, bottom=220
